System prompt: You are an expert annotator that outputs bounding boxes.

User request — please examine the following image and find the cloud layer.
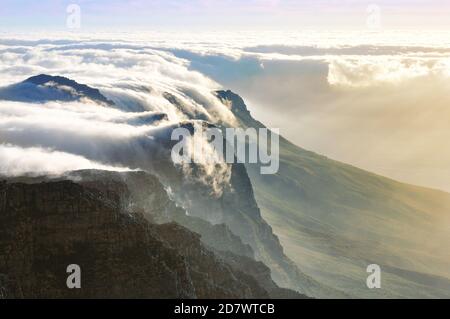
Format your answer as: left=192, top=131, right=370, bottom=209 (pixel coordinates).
left=0, top=144, right=131, bottom=176
left=0, top=36, right=239, bottom=197
left=164, top=36, right=450, bottom=192
left=1, top=31, right=450, bottom=192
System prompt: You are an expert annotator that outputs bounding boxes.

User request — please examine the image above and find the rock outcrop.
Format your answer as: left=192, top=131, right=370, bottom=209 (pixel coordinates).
left=0, top=171, right=304, bottom=299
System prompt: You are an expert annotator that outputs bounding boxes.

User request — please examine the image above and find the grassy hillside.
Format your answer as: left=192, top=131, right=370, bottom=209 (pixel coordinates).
left=217, top=90, right=450, bottom=298
left=248, top=138, right=450, bottom=298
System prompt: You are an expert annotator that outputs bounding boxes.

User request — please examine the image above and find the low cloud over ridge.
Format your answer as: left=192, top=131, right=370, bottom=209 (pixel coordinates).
left=2, top=31, right=450, bottom=192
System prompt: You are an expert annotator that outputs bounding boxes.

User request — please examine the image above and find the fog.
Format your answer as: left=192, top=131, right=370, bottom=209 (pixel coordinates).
left=175, top=45, right=450, bottom=192
left=0, top=38, right=237, bottom=195
left=1, top=33, right=450, bottom=192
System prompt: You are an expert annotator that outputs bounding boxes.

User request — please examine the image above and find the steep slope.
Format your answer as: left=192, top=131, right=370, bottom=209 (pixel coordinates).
left=148, top=119, right=341, bottom=298
left=0, top=74, right=319, bottom=297
left=216, top=90, right=450, bottom=298
left=0, top=171, right=304, bottom=298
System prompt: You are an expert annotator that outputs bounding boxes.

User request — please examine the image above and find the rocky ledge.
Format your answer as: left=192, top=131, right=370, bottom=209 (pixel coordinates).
left=0, top=170, right=306, bottom=299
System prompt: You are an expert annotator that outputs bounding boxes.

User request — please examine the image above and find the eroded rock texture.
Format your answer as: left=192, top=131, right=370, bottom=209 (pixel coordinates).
left=0, top=172, right=304, bottom=299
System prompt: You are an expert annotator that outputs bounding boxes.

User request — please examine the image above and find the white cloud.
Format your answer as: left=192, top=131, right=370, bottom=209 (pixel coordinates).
left=2, top=31, right=450, bottom=193
left=327, top=57, right=450, bottom=87
left=0, top=144, right=131, bottom=177
left=0, top=38, right=238, bottom=196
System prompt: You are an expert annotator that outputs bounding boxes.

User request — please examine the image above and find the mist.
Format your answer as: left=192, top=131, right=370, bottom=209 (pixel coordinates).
left=2, top=34, right=450, bottom=193
left=176, top=47, right=450, bottom=192
left=0, top=38, right=239, bottom=198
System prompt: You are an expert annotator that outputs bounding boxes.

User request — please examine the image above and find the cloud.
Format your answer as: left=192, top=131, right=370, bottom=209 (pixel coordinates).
left=169, top=42, right=450, bottom=192
left=2, top=32, right=450, bottom=193
left=327, top=57, right=450, bottom=87
left=0, top=37, right=240, bottom=199
left=0, top=40, right=236, bottom=124
left=0, top=144, right=131, bottom=177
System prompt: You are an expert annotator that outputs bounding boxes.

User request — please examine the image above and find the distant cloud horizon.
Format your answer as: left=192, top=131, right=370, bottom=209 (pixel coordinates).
left=1, top=0, right=450, bottom=30
left=1, top=29, right=450, bottom=192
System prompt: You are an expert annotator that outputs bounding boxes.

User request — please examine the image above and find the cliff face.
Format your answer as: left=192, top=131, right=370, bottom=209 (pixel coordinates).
left=0, top=74, right=311, bottom=299
left=68, top=170, right=306, bottom=298
left=70, top=170, right=256, bottom=260
left=216, top=89, right=450, bottom=298
left=144, top=119, right=318, bottom=296
left=0, top=177, right=269, bottom=298
left=0, top=171, right=303, bottom=299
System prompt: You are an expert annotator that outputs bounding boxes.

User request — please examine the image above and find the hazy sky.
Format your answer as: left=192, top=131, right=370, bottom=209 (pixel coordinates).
left=1, top=0, right=450, bottom=30
left=1, top=1, right=450, bottom=192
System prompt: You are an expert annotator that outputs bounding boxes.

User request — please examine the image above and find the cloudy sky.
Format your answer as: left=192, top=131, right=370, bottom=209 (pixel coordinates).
left=1, top=0, right=450, bottom=30
left=1, top=1, right=450, bottom=192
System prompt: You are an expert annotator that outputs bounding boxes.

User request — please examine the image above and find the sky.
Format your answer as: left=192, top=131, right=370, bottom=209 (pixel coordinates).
left=1, top=0, right=450, bottom=30
left=1, top=0, right=450, bottom=301
left=1, top=1, right=450, bottom=192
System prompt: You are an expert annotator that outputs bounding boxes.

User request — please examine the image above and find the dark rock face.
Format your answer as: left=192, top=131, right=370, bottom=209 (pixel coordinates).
left=156, top=223, right=269, bottom=299
left=0, top=180, right=190, bottom=298
left=0, top=172, right=303, bottom=299
left=219, top=162, right=321, bottom=296
left=216, top=90, right=263, bottom=128
left=0, top=74, right=313, bottom=298
left=70, top=170, right=255, bottom=260
left=130, top=104, right=319, bottom=296
left=67, top=170, right=307, bottom=299
left=0, top=181, right=246, bottom=298
left=215, top=90, right=346, bottom=298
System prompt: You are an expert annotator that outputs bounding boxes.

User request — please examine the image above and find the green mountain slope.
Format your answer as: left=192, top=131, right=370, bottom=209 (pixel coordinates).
left=217, top=90, right=450, bottom=298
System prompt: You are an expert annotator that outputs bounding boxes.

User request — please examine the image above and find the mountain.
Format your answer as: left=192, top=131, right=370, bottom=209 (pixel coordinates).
left=0, top=75, right=315, bottom=298
left=0, top=170, right=306, bottom=298
left=216, top=90, right=450, bottom=298
left=124, top=120, right=337, bottom=298
left=2, top=74, right=449, bottom=299
left=0, top=74, right=115, bottom=105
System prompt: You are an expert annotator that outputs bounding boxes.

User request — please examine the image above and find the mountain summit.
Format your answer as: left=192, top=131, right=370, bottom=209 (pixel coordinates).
left=0, top=74, right=114, bottom=105
left=2, top=73, right=450, bottom=299
left=220, top=89, right=450, bottom=298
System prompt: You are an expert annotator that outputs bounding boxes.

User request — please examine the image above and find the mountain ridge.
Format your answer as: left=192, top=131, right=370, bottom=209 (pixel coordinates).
left=2, top=74, right=449, bottom=298
left=0, top=74, right=115, bottom=106
left=0, top=170, right=307, bottom=299
left=217, top=89, right=450, bottom=298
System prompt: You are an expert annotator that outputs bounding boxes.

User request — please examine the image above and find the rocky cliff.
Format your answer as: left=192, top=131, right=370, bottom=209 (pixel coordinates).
left=0, top=171, right=304, bottom=299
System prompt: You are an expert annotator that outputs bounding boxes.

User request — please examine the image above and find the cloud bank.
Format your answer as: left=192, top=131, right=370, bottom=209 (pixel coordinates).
left=0, top=144, right=131, bottom=177
left=0, top=35, right=239, bottom=197
left=2, top=31, right=450, bottom=192
left=162, top=35, right=450, bottom=192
